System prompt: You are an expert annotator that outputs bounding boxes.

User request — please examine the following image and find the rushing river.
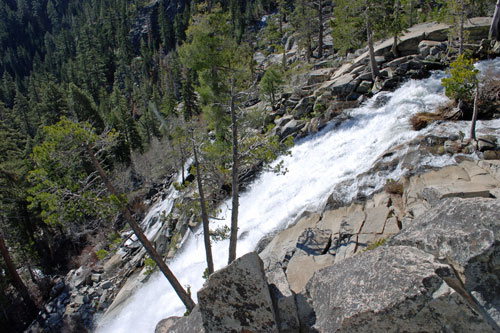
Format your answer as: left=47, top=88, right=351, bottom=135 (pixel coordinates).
left=97, top=58, right=500, bottom=332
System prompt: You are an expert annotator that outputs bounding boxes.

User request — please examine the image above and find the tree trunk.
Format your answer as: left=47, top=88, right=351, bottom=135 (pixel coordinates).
left=307, top=33, right=313, bottom=62
left=409, top=0, right=414, bottom=26
left=191, top=136, right=214, bottom=275
left=85, top=145, right=195, bottom=312
left=491, top=0, right=500, bottom=41
left=228, top=79, right=239, bottom=265
left=392, top=0, right=400, bottom=58
left=470, top=85, right=479, bottom=141
left=279, top=5, right=283, bottom=35
left=366, top=12, right=380, bottom=81
left=317, top=0, right=324, bottom=59
left=459, top=0, right=465, bottom=55
left=0, top=232, right=38, bottom=315
left=282, top=41, right=287, bottom=68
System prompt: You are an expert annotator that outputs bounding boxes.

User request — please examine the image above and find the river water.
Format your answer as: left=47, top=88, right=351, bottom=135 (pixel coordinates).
left=97, top=58, right=500, bottom=333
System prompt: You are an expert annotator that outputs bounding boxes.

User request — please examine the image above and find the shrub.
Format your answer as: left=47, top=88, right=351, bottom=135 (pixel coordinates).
left=363, top=238, right=387, bottom=252
left=96, top=249, right=109, bottom=260
left=441, top=54, right=479, bottom=103
left=384, top=179, right=403, bottom=195
left=143, top=257, right=157, bottom=275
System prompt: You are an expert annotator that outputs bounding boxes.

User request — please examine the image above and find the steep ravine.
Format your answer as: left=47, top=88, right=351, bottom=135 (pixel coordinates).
left=96, top=56, right=500, bottom=332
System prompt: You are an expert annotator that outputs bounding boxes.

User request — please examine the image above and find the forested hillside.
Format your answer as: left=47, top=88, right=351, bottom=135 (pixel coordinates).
left=0, top=0, right=495, bottom=331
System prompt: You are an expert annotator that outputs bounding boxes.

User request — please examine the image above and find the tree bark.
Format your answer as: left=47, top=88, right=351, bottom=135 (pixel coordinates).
left=191, top=135, right=214, bottom=275
left=317, top=0, right=324, bottom=58
left=366, top=11, right=380, bottom=81
left=228, top=78, right=239, bottom=265
left=470, top=85, right=479, bottom=141
left=491, top=0, right=500, bottom=41
left=409, top=0, right=414, bottom=26
left=85, top=145, right=195, bottom=312
left=392, top=0, right=401, bottom=58
left=459, top=0, right=465, bottom=55
left=0, top=232, right=38, bottom=315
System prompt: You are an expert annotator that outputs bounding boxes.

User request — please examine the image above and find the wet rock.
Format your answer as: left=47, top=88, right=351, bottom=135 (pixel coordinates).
left=307, top=245, right=494, bottom=332
left=198, top=252, right=278, bottom=332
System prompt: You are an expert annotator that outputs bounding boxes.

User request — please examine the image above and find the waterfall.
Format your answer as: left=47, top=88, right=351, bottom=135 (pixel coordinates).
left=97, top=58, right=500, bottom=333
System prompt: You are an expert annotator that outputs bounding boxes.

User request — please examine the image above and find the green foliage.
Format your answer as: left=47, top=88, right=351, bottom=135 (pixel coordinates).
left=210, top=225, right=230, bottom=242
left=108, top=231, right=122, bottom=245
left=260, top=66, right=283, bottom=107
left=183, top=285, right=192, bottom=316
left=363, top=237, right=387, bottom=252
left=441, top=54, right=479, bottom=102
left=202, top=267, right=209, bottom=280
left=28, top=117, right=118, bottom=228
left=143, top=257, right=157, bottom=275
left=291, top=0, right=316, bottom=59
left=330, top=0, right=365, bottom=55
left=96, top=249, right=109, bottom=260
left=179, top=7, right=251, bottom=141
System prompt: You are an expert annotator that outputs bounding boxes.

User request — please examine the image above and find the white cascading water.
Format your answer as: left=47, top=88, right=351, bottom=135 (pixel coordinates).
left=97, top=59, right=500, bottom=333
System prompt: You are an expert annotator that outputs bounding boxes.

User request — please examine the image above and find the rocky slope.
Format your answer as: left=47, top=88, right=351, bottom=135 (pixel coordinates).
left=154, top=18, right=500, bottom=333
left=27, top=16, right=500, bottom=333
left=159, top=159, right=500, bottom=332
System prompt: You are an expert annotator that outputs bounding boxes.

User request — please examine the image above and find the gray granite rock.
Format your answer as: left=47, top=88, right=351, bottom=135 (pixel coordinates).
left=390, top=197, right=500, bottom=329
left=307, top=245, right=494, bottom=332
left=198, top=252, right=278, bottom=332
left=156, top=307, right=204, bottom=333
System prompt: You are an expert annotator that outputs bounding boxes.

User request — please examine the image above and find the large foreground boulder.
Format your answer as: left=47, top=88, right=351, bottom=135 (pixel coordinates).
left=390, top=197, right=500, bottom=329
left=197, top=252, right=278, bottom=332
left=306, top=245, right=494, bottom=332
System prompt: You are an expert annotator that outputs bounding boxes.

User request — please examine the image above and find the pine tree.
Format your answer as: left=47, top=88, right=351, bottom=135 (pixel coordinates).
left=29, top=117, right=195, bottom=311
left=182, top=68, right=200, bottom=121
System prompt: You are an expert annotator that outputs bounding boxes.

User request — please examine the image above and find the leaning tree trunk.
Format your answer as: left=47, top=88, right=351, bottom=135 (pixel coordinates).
left=366, top=12, right=380, bottom=81
left=228, top=79, right=239, bottom=265
left=191, top=136, right=214, bottom=275
left=85, top=145, right=196, bottom=312
left=0, top=232, right=38, bottom=315
left=491, top=0, right=500, bottom=41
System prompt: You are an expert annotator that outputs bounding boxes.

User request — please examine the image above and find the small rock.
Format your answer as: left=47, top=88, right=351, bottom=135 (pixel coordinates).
left=101, top=280, right=113, bottom=289
left=91, top=273, right=101, bottom=283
